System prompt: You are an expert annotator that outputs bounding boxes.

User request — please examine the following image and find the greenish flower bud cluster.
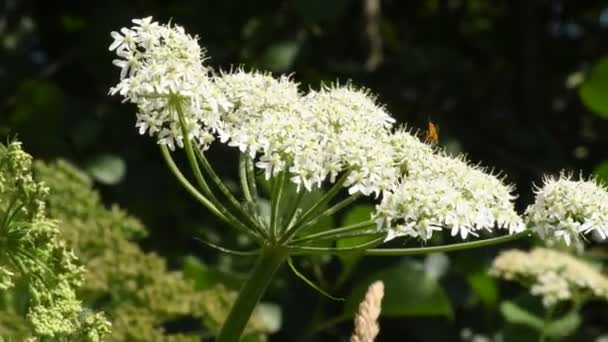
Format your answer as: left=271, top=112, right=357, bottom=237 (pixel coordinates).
left=0, top=141, right=111, bottom=340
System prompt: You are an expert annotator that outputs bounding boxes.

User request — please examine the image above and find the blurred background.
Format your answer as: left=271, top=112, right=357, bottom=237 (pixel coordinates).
left=1, top=0, right=608, bottom=340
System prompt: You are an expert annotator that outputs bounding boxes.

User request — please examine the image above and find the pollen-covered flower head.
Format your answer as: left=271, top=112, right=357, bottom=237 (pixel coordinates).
left=525, top=174, right=608, bottom=246
left=491, top=248, right=608, bottom=306
left=375, top=152, right=524, bottom=241
left=109, top=17, right=229, bottom=150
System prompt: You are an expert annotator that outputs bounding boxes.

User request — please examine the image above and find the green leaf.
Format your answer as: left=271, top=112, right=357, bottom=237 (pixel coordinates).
left=182, top=256, right=244, bottom=290
left=337, top=204, right=375, bottom=264
left=343, top=261, right=452, bottom=318
left=500, top=301, right=544, bottom=331
left=593, top=160, right=608, bottom=185
left=341, top=204, right=374, bottom=226
left=544, top=311, right=581, bottom=338
left=260, top=40, right=301, bottom=72
left=84, top=154, right=126, bottom=185
left=467, top=271, right=499, bottom=307
left=337, top=204, right=375, bottom=247
left=579, top=57, right=608, bottom=119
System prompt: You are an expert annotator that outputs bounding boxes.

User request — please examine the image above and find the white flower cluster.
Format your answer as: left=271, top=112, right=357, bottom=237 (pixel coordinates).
left=110, top=17, right=524, bottom=241
left=375, top=152, right=525, bottom=241
left=109, top=17, right=229, bottom=151
left=525, top=175, right=608, bottom=246
left=491, top=248, right=608, bottom=306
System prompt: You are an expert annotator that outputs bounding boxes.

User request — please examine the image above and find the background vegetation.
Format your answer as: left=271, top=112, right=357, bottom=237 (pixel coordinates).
left=1, top=0, right=607, bottom=340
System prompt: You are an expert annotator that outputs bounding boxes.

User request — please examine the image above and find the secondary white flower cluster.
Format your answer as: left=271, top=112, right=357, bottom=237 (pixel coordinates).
left=525, top=175, right=608, bottom=246
left=491, top=248, right=608, bottom=306
left=109, top=17, right=229, bottom=151
left=376, top=151, right=525, bottom=241
left=110, top=17, right=524, bottom=241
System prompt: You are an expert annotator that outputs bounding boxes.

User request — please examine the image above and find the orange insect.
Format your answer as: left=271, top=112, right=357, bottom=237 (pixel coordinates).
left=424, top=121, right=439, bottom=145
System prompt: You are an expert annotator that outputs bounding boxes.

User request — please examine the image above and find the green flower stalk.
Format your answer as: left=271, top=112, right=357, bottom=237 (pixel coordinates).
left=0, top=141, right=110, bottom=340
left=109, top=17, right=608, bottom=341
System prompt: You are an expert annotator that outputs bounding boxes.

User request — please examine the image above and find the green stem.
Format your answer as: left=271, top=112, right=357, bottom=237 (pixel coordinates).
left=160, top=146, right=262, bottom=243
left=270, top=171, right=287, bottom=240
left=288, top=234, right=386, bottom=255
left=173, top=100, right=215, bottom=201
left=194, top=148, right=267, bottom=239
left=315, top=193, right=361, bottom=221
left=239, top=154, right=264, bottom=231
left=281, top=189, right=305, bottom=235
left=216, top=246, right=288, bottom=342
left=239, top=154, right=254, bottom=204
left=245, top=155, right=259, bottom=203
left=160, top=145, right=225, bottom=221
left=280, top=172, right=350, bottom=243
left=289, top=220, right=376, bottom=245
left=364, top=231, right=532, bottom=256
left=172, top=101, right=265, bottom=241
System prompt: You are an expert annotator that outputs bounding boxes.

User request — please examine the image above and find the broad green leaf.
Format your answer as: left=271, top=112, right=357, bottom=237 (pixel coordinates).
left=544, top=311, right=581, bottom=338
left=182, top=256, right=244, bottom=290
left=579, top=57, right=608, bottom=119
left=344, top=261, right=452, bottom=318
left=467, top=271, right=499, bottom=307
left=341, top=204, right=374, bottom=226
left=84, top=154, right=126, bottom=185
left=500, top=301, right=544, bottom=331
left=337, top=204, right=376, bottom=264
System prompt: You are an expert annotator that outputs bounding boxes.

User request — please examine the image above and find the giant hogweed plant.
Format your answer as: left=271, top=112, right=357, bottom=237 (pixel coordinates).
left=108, top=17, right=608, bottom=342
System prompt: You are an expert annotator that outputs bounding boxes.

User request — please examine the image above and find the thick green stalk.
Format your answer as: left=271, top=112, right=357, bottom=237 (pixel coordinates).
left=216, top=246, right=288, bottom=342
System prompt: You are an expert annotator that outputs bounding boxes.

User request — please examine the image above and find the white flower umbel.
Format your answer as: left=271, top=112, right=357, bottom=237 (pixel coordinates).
left=109, top=17, right=229, bottom=151
left=109, top=18, right=540, bottom=342
left=298, top=84, right=395, bottom=195
left=214, top=75, right=399, bottom=194
left=525, top=175, right=608, bottom=246
left=491, top=248, right=608, bottom=307
left=213, top=70, right=304, bottom=178
left=376, top=152, right=524, bottom=241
